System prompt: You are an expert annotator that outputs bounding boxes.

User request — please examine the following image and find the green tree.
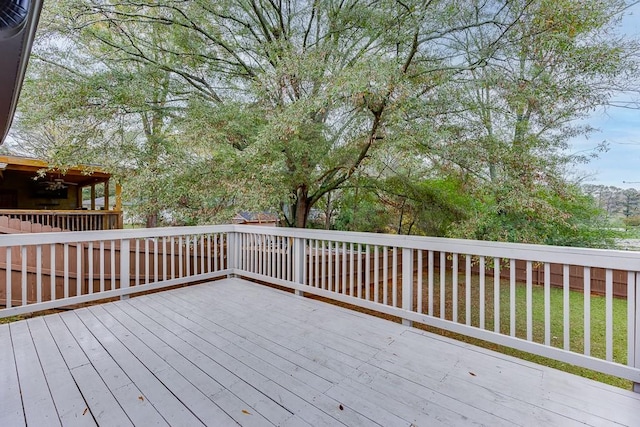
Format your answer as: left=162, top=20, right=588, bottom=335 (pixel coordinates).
left=58, top=0, right=528, bottom=227
left=426, top=0, right=637, bottom=245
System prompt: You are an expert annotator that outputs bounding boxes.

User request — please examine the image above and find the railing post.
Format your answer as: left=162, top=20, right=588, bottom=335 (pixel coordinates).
left=634, top=273, right=640, bottom=393
left=293, top=236, right=305, bottom=296
left=402, top=247, right=413, bottom=327
left=227, top=232, right=237, bottom=277
left=120, top=239, right=130, bottom=300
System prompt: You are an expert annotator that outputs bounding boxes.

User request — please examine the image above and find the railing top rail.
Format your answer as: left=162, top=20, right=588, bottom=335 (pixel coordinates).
left=232, top=225, right=640, bottom=271
left=0, top=224, right=234, bottom=245
left=0, top=223, right=638, bottom=271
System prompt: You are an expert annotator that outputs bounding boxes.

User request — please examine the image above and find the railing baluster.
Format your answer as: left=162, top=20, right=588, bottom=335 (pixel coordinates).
left=155, top=237, right=160, bottom=280
left=64, top=243, right=69, bottom=299
left=343, top=242, right=348, bottom=296
left=526, top=261, right=532, bottom=341
left=201, top=235, right=205, bottom=274
left=563, top=264, right=570, bottom=350
left=366, top=245, right=373, bottom=302
left=163, top=237, right=168, bottom=280
left=350, top=243, right=355, bottom=296
left=633, top=273, right=640, bottom=385
left=453, top=253, right=459, bottom=322
left=374, top=245, right=379, bottom=303
left=605, top=269, right=613, bottom=361
left=402, top=247, right=413, bottom=325
left=322, top=241, right=327, bottom=290
left=111, top=240, right=116, bottom=290
left=76, top=243, right=82, bottom=297
left=544, top=263, right=551, bottom=346
left=50, top=244, right=55, bottom=302
left=144, top=238, right=150, bottom=283
left=479, top=256, right=485, bottom=329
left=21, top=246, right=26, bottom=306
left=220, top=234, right=225, bottom=270
left=428, top=251, right=433, bottom=316
left=494, top=257, right=500, bottom=333
left=252, top=234, right=257, bottom=273
left=36, top=245, right=42, bottom=303
left=315, top=239, right=320, bottom=287
left=392, top=247, right=398, bottom=307
left=248, top=233, right=252, bottom=273
left=584, top=267, right=591, bottom=356
left=88, top=242, right=94, bottom=294
left=120, top=240, right=130, bottom=299
left=178, top=236, right=183, bottom=278
left=271, top=235, right=276, bottom=278
left=256, top=234, right=264, bottom=274
left=357, top=244, right=362, bottom=299
left=440, top=252, right=446, bottom=319
left=6, top=248, right=11, bottom=308
left=214, top=234, right=219, bottom=272
left=417, top=250, right=422, bottom=313
left=283, top=237, right=289, bottom=281
left=383, top=246, right=388, bottom=304
left=466, top=255, right=471, bottom=326
left=628, top=271, right=636, bottom=367
left=328, top=241, right=333, bottom=292
left=510, top=259, right=516, bottom=337
left=185, top=236, right=191, bottom=277
left=99, top=241, right=105, bottom=292
left=276, top=236, right=281, bottom=279
left=258, top=235, right=263, bottom=275
left=206, top=235, right=211, bottom=274
left=170, top=236, right=176, bottom=284
left=135, top=239, right=140, bottom=286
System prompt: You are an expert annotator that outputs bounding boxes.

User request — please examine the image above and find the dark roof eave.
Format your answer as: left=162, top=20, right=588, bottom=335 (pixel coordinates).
left=0, top=0, right=45, bottom=144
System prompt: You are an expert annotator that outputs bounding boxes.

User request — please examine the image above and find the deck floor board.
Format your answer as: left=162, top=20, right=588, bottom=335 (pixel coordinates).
left=3, top=278, right=640, bottom=426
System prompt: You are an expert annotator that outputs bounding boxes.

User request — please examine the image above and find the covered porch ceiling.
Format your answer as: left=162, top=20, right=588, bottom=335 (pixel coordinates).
left=0, top=155, right=111, bottom=187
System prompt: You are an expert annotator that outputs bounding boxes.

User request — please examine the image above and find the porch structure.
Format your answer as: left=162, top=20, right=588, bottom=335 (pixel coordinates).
left=0, top=155, right=122, bottom=231
left=3, top=277, right=640, bottom=426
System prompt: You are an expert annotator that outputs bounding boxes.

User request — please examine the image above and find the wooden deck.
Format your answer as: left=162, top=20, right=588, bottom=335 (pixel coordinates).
left=2, top=278, right=639, bottom=427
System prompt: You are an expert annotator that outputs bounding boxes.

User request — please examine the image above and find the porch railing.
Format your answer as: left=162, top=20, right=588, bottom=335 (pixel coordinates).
left=0, top=225, right=638, bottom=389
left=0, top=209, right=123, bottom=231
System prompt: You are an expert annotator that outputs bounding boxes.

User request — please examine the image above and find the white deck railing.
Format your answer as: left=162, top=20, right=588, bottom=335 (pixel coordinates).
left=0, top=226, right=231, bottom=317
left=1, top=225, right=638, bottom=388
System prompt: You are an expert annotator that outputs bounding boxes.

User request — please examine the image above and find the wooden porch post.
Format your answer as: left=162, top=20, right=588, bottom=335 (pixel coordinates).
left=115, top=182, right=122, bottom=211
left=104, top=180, right=110, bottom=211
left=77, top=186, right=82, bottom=209
left=90, top=184, right=96, bottom=210
left=115, top=182, right=123, bottom=229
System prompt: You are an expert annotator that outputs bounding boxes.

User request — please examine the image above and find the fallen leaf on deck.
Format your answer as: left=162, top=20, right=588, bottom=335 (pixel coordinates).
left=339, top=404, right=344, bottom=410
left=469, top=371, right=476, bottom=376
left=242, top=409, right=251, bottom=415
left=82, top=408, right=88, bottom=416
left=138, top=396, right=144, bottom=401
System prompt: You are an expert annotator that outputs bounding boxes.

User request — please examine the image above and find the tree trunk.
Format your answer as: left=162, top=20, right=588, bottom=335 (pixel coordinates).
left=294, top=197, right=310, bottom=228
left=146, top=213, right=158, bottom=228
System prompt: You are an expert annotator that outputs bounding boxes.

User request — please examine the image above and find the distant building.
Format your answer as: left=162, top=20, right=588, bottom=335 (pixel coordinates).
left=232, top=211, right=278, bottom=226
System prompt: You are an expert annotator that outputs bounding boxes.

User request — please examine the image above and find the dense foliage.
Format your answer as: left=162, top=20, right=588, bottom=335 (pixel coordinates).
left=10, top=0, right=639, bottom=247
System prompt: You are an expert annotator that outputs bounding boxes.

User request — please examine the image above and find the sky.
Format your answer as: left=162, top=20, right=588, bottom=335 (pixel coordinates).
left=570, top=2, right=640, bottom=189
